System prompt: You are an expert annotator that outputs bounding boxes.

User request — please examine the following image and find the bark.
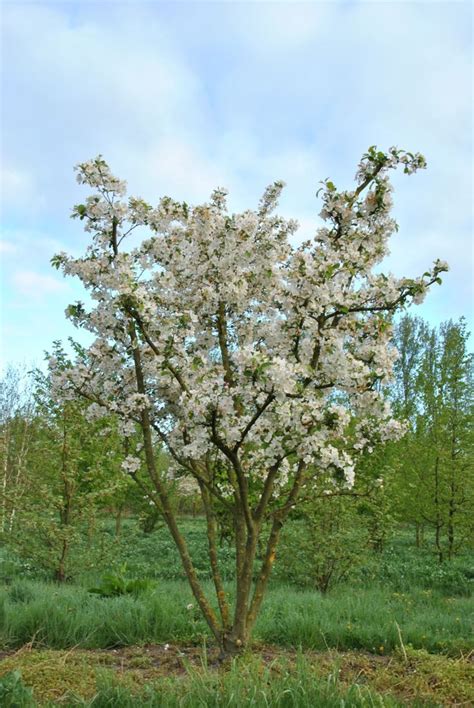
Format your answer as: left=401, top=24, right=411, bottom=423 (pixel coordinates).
left=247, top=460, right=306, bottom=634
left=124, top=296, right=308, bottom=654
left=229, top=523, right=258, bottom=649
left=447, top=412, right=458, bottom=560
left=246, top=518, right=282, bottom=634
left=200, top=482, right=231, bottom=630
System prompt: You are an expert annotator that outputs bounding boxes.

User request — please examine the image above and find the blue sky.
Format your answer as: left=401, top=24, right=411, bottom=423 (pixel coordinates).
left=1, top=0, right=472, bottom=370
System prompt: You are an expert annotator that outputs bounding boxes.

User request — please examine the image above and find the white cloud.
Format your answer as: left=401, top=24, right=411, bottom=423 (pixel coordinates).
left=0, top=240, right=18, bottom=256
left=12, top=270, right=67, bottom=298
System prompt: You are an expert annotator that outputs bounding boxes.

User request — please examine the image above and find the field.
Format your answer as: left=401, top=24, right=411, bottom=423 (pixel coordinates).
left=1, top=518, right=473, bottom=706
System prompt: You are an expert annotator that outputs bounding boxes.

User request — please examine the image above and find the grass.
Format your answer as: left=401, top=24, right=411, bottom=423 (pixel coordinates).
left=1, top=519, right=473, bottom=704
left=0, top=579, right=472, bottom=655
left=1, top=644, right=473, bottom=706
left=255, top=585, right=473, bottom=655
left=0, top=519, right=472, bottom=655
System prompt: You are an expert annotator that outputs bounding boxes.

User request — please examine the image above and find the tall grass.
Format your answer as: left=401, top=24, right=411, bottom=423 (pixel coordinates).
left=0, top=580, right=204, bottom=649
left=1, top=579, right=472, bottom=654
left=255, top=585, right=473, bottom=654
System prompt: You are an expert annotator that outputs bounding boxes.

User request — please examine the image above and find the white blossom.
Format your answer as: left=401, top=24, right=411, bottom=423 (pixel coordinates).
left=121, top=455, right=141, bottom=475
left=49, top=147, right=445, bottom=501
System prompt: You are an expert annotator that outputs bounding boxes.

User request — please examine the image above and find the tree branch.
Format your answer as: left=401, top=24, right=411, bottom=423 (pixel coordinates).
left=234, top=392, right=275, bottom=451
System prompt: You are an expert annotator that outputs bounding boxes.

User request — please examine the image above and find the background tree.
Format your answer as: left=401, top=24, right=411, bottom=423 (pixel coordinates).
left=388, top=315, right=428, bottom=545
left=2, top=348, right=130, bottom=581
left=274, top=494, right=370, bottom=593
left=389, top=316, right=473, bottom=560
left=49, top=147, right=447, bottom=654
left=0, top=365, right=35, bottom=534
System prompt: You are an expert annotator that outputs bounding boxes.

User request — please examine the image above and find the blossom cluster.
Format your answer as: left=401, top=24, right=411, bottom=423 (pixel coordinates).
left=49, top=148, right=447, bottom=498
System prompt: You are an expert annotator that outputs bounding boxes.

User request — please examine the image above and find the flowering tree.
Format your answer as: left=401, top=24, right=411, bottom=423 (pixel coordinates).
left=50, top=146, right=447, bottom=654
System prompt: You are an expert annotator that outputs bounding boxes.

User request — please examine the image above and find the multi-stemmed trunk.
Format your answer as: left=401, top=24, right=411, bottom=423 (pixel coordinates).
left=136, top=410, right=290, bottom=655
left=127, top=318, right=301, bottom=655
left=137, top=424, right=299, bottom=653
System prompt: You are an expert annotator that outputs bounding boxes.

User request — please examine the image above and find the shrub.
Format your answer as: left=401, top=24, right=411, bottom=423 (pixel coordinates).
left=274, top=499, right=369, bottom=592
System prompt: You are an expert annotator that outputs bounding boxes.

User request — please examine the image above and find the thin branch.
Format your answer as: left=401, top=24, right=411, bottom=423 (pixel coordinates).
left=234, top=392, right=275, bottom=451
left=209, top=410, right=254, bottom=533
left=128, top=306, right=189, bottom=393
left=217, top=301, right=234, bottom=387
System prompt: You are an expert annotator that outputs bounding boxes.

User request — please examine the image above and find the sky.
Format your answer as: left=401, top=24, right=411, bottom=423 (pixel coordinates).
left=1, top=0, right=473, bottom=370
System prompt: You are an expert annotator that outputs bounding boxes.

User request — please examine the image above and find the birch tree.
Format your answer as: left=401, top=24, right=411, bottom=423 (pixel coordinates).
left=0, top=366, right=35, bottom=533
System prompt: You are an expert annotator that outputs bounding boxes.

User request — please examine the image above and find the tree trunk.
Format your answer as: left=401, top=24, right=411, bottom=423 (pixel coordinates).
left=447, top=415, right=458, bottom=560
left=7, top=416, right=31, bottom=533
left=55, top=539, right=69, bottom=582
left=447, top=484, right=455, bottom=560
left=115, top=505, right=124, bottom=537
left=433, top=456, right=444, bottom=563
left=435, top=523, right=443, bottom=563
left=1, top=422, right=11, bottom=532
left=415, top=522, right=425, bottom=548
left=200, top=482, right=231, bottom=631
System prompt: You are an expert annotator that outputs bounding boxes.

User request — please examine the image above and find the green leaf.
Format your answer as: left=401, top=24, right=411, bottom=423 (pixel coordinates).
left=50, top=254, right=64, bottom=270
